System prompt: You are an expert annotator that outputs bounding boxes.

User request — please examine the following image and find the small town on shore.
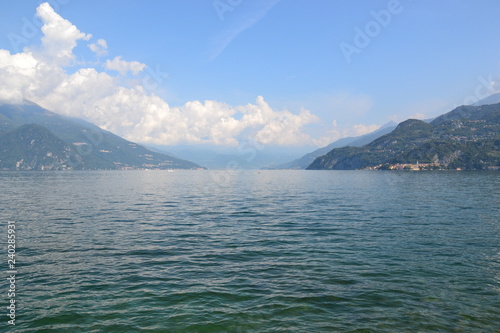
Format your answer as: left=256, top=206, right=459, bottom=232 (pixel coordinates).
left=364, top=162, right=500, bottom=171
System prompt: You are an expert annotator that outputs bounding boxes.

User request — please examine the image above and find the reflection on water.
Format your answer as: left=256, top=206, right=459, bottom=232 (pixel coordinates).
left=1, top=170, right=499, bottom=332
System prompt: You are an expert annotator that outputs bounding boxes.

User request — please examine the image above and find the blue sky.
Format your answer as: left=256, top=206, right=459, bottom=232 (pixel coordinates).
left=0, top=0, right=499, bottom=148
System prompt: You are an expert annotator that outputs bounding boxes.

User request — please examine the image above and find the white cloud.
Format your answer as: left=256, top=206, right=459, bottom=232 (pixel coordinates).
left=0, top=50, right=37, bottom=104
left=105, top=56, right=146, bottom=76
left=253, top=105, right=318, bottom=145
left=0, top=2, right=376, bottom=148
left=91, top=94, right=317, bottom=146
left=34, top=2, right=91, bottom=66
left=0, top=49, right=67, bottom=104
left=89, top=38, right=108, bottom=56
left=36, top=68, right=118, bottom=118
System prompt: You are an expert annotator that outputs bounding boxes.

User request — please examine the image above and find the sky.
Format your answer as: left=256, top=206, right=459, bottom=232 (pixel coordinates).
left=0, top=0, right=499, bottom=149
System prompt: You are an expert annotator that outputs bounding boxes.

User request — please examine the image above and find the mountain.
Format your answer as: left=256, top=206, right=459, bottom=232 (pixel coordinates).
left=0, top=124, right=80, bottom=170
left=147, top=144, right=312, bottom=170
left=0, top=102, right=202, bottom=170
left=472, top=92, right=500, bottom=106
left=307, top=102, right=500, bottom=170
left=275, top=121, right=397, bottom=169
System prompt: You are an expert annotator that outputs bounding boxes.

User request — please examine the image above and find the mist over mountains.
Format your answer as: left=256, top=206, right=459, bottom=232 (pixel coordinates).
left=0, top=102, right=201, bottom=170
left=1, top=93, right=499, bottom=171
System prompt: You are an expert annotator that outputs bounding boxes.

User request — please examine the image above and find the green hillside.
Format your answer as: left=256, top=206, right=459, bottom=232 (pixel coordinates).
left=0, top=102, right=202, bottom=170
left=307, top=103, right=500, bottom=170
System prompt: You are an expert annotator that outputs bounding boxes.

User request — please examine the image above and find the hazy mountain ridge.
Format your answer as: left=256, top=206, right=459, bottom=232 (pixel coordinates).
left=275, top=122, right=397, bottom=169
left=0, top=102, right=202, bottom=170
left=307, top=102, right=500, bottom=170
left=148, top=144, right=312, bottom=170
left=471, top=92, right=500, bottom=106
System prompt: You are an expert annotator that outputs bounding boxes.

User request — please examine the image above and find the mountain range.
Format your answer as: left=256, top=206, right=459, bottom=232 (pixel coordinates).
left=1, top=93, right=500, bottom=171
left=274, top=121, right=397, bottom=169
left=307, top=99, right=500, bottom=170
left=0, top=102, right=201, bottom=170
left=149, top=144, right=310, bottom=170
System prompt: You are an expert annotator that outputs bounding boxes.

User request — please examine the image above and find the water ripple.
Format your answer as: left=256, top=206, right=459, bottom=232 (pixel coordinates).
left=2, top=170, right=499, bottom=332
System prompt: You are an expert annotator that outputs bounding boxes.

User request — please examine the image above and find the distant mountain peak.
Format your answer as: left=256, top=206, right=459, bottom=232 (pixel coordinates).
left=472, top=92, right=500, bottom=106
left=380, top=120, right=398, bottom=129
left=273, top=121, right=398, bottom=169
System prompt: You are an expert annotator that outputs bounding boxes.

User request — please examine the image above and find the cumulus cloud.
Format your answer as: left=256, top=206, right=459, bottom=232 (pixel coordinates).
left=253, top=105, right=318, bottom=145
left=34, top=2, right=91, bottom=66
left=46, top=87, right=317, bottom=146
left=105, top=56, right=146, bottom=76
left=0, top=48, right=66, bottom=105
left=0, top=50, right=37, bottom=104
left=0, top=2, right=374, bottom=147
left=89, top=38, right=108, bottom=56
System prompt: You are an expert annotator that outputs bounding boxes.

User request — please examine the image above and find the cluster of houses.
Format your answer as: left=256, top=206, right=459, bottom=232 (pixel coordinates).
left=365, top=162, right=445, bottom=170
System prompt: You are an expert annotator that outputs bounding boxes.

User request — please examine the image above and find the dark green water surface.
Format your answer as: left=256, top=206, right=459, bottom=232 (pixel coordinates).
left=1, top=170, right=499, bottom=332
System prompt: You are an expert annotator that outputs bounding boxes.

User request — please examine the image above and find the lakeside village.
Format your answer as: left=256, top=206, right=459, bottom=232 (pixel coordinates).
left=364, top=162, right=500, bottom=171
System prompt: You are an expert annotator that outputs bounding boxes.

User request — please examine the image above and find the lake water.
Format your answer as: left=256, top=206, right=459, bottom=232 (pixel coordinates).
left=1, top=170, right=499, bottom=332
